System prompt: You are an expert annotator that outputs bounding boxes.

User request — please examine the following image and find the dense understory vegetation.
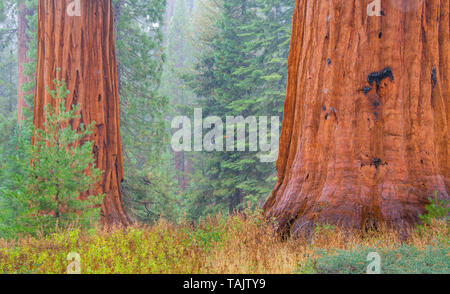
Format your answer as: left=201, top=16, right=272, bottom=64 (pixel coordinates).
left=0, top=211, right=448, bottom=274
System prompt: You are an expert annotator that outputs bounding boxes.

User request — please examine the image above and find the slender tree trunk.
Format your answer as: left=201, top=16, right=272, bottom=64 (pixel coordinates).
left=17, top=1, right=33, bottom=122
left=264, top=0, right=449, bottom=235
left=174, top=151, right=189, bottom=189
left=163, top=0, right=176, bottom=39
left=33, top=0, right=131, bottom=227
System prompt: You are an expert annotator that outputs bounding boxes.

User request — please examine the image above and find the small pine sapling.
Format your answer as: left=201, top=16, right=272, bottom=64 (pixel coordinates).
left=28, top=77, right=104, bottom=232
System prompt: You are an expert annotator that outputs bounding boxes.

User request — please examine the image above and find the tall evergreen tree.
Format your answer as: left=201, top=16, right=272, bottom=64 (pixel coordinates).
left=183, top=0, right=294, bottom=219
left=33, top=0, right=131, bottom=226
left=0, top=0, right=19, bottom=120
left=113, top=0, right=182, bottom=223
left=161, top=0, right=197, bottom=190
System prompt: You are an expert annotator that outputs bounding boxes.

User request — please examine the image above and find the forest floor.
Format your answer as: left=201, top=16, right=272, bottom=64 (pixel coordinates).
left=0, top=211, right=448, bottom=274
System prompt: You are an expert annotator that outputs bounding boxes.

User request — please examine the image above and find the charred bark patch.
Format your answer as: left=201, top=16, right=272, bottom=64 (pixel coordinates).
left=362, top=86, right=372, bottom=95
left=370, top=158, right=388, bottom=169
left=367, top=67, right=394, bottom=87
left=324, top=107, right=337, bottom=121
left=431, top=66, right=437, bottom=86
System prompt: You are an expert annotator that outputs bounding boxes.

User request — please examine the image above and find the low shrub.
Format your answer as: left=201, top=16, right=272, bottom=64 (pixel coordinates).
left=305, top=245, right=449, bottom=274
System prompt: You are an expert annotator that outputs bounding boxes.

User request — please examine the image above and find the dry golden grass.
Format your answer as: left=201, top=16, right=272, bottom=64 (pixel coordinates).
left=201, top=213, right=448, bottom=273
left=0, top=211, right=448, bottom=274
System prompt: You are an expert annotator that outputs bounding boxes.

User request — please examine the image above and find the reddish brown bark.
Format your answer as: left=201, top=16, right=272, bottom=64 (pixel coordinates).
left=17, top=1, right=33, bottom=122
left=33, top=0, right=131, bottom=226
left=264, top=0, right=449, bottom=234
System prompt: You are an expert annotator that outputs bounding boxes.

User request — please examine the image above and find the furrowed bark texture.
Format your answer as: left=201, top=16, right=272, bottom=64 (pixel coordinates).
left=264, top=0, right=449, bottom=234
left=17, top=1, right=33, bottom=122
left=33, top=0, right=131, bottom=226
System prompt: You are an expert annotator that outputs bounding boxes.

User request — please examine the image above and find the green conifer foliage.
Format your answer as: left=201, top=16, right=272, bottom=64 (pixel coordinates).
left=0, top=78, right=103, bottom=237
left=113, top=0, right=181, bottom=223
left=182, top=0, right=294, bottom=219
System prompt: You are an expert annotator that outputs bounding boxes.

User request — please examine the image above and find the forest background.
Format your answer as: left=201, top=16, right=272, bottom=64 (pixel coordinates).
left=0, top=0, right=294, bottom=237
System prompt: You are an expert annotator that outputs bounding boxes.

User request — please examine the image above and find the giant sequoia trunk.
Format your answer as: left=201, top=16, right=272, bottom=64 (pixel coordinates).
left=264, top=0, right=449, bottom=234
left=17, top=1, right=33, bottom=122
left=33, top=0, right=131, bottom=226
